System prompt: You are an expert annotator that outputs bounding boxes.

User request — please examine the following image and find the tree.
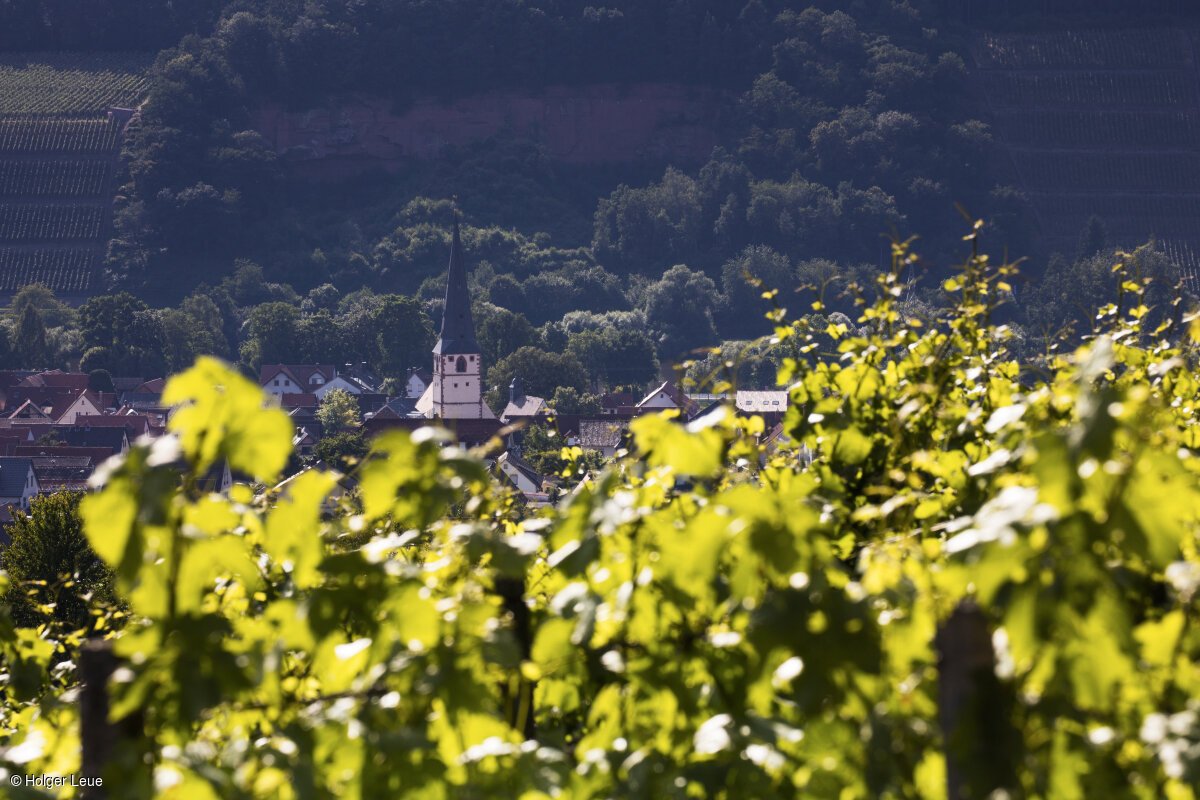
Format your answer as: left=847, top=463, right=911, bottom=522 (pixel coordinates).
left=240, top=302, right=300, bottom=368
left=641, top=264, right=719, bottom=359
left=88, top=369, right=115, bottom=394
left=719, top=245, right=793, bottom=339
left=316, top=388, right=361, bottom=435
left=476, top=305, right=539, bottom=369
left=488, top=274, right=525, bottom=310
left=370, top=295, right=435, bottom=381
left=549, top=386, right=601, bottom=415
left=0, top=321, right=13, bottom=367
left=296, top=312, right=347, bottom=364
left=303, top=283, right=341, bottom=313
left=8, top=283, right=74, bottom=329
left=126, top=309, right=168, bottom=376
left=12, top=304, right=49, bottom=367
left=487, top=346, right=588, bottom=407
left=1024, top=242, right=1187, bottom=340
left=1, top=492, right=118, bottom=632
left=1076, top=215, right=1108, bottom=262
left=79, top=292, right=148, bottom=352
left=180, top=293, right=231, bottom=358
left=160, top=309, right=198, bottom=374
left=313, top=430, right=368, bottom=473
left=566, top=327, right=659, bottom=390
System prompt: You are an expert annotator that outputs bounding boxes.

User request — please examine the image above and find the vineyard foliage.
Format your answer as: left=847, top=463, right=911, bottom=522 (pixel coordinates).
left=0, top=55, right=149, bottom=294
left=0, top=118, right=122, bottom=154
left=3, top=240, right=1200, bottom=798
left=0, top=54, right=149, bottom=115
left=975, top=29, right=1190, bottom=70
left=0, top=205, right=104, bottom=242
left=0, top=161, right=110, bottom=198
left=0, top=249, right=94, bottom=294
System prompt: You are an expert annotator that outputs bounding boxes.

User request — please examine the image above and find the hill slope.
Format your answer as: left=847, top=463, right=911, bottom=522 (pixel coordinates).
left=972, top=27, right=1200, bottom=284
left=0, top=54, right=149, bottom=298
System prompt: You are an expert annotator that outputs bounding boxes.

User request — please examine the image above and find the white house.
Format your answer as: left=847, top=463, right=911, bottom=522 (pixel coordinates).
left=496, top=452, right=550, bottom=507
left=636, top=382, right=697, bottom=417
left=735, top=390, right=788, bottom=414
left=57, top=391, right=103, bottom=424
left=501, top=377, right=548, bottom=422
left=406, top=369, right=431, bottom=400
left=0, top=457, right=39, bottom=520
left=313, top=375, right=366, bottom=401
left=260, top=365, right=336, bottom=396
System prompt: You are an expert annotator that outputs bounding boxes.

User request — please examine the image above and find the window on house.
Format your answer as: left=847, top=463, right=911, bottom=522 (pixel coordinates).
left=456, top=356, right=467, bottom=373
left=273, top=379, right=279, bottom=386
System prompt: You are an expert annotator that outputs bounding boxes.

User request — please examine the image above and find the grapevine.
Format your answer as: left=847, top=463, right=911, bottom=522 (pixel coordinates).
left=1, top=237, right=1198, bottom=798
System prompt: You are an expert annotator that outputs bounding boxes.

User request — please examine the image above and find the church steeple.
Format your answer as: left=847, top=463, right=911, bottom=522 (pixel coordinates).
left=433, top=212, right=480, bottom=355
left=422, top=206, right=494, bottom=420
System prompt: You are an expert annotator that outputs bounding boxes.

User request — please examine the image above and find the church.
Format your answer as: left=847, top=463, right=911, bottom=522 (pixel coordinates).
left=414, top=216, right=497, bottom=421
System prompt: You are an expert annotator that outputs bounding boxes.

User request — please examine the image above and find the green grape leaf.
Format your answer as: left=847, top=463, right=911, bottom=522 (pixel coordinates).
left=162, top=356, right=294, bottom=482
left=265, top=469, right=337, bottom=589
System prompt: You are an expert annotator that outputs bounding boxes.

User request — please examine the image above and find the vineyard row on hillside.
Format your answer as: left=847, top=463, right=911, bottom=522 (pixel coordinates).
left=1037, top=212, right=1200, bottom=244
left=982, top=70, right=1195, bottom=107
left=1012, top=151, right=1200, bottom=192
left=0, top=116, right=123, bottom=153
left=1030, top=192, right=1200, bottom=218
left=0, top=54, right=148, bottom=114
left=0, top=246, right=95, bottom=292
left=0, top=204, right=104, bottom=242
left=991, top=110, right=1200, bottom=149
left=0, top=159, right=110, bottom=198
left=975, top=28, right=1191, bottom=70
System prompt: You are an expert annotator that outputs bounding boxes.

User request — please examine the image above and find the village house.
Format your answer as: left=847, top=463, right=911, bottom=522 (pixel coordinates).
left=405, top=368, right=431, bottom=399
left=501, top=377, right=548, bottom=422
left=260, top=365, right=337, bottom=396
left=0, top=457, right=39, bottom=524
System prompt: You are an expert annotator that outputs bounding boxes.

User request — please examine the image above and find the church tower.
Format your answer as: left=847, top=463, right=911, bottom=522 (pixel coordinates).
left=428, top=215, right=494, bottom=420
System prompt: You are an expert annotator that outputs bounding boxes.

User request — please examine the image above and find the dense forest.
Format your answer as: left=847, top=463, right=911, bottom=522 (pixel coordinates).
left=0, top=0, right=1053, bottom=386
left=1, top=1, right=1195, bottom=393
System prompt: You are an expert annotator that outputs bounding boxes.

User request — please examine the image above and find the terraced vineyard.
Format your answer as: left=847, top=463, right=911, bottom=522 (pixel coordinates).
left=0, top=53, right=149, bottom=114
left=971, top=27, right=1200, bottom=284
left=0, top=55, right=149, bottom=297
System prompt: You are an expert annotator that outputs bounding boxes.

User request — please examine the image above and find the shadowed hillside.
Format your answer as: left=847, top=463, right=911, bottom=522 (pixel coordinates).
left=971, top=26, right=1200, bottom=286
left=0, top=54, right=149, bottom=299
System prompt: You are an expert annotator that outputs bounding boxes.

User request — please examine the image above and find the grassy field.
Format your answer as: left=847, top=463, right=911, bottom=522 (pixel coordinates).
left=0, top=52, right=151, bottom=114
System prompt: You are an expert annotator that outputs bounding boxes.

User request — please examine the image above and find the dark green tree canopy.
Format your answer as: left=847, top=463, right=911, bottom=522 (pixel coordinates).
left=488, top=345, right=588, bottom=406
left=2, top=492, right=118, bottom=633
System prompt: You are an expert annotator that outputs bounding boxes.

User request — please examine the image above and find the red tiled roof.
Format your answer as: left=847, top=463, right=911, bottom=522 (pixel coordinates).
left=15, top=445, right=115, bottom=461
left=73, top=414, right=151, bottom=437
left=22, top=370, right=90, bottom=391
left=3, top=387, right=80, bottom=419
left=260, top=364, right=336, bottom=387
left=280, top=393, right=319, bottom=409
left=600, top=392, right=637, bottom=409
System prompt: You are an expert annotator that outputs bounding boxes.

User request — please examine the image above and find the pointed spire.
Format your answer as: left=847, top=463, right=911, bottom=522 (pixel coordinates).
left=433, top=205, right=480, bottom=355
